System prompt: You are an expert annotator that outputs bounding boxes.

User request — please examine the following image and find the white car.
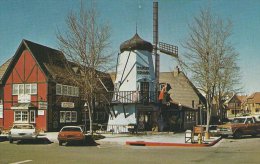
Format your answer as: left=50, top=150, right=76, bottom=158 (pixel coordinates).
left=8, top=124, right=38, bottom=143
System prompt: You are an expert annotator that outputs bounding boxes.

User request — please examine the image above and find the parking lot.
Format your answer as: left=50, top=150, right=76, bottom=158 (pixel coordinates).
left=1, top=135, right=260, bottom=164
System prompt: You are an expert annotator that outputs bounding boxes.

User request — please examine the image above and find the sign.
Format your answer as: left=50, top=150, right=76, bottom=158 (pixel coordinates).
left=137, top=66, right=150, bottom=75
left=38, top=110, right=45, bottom=116
left=0, top=105, right=3, bottom=118
left=61, top=102, right=74, bottom=108
left=39, top=102, right=48, bottom=109
left=18, top=94, right=31, bottom=103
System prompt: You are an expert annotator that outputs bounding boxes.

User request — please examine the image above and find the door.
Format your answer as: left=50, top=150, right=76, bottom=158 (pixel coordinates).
left=140, top=82, right=149, bottom=104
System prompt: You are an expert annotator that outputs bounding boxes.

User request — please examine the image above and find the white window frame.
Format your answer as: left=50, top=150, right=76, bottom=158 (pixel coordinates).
left=68, top=86, right=73, bottom=96
left=25, top=84, right=31, bottom=94
left=18, top=84, right=24, bottom=95
left=71, top=111, right=77, bottom=122
left=65, top=111, right=71, bottom=122
left=12, top=84, right=19, bottom=95
left=62, top=85, right=68, bottom=96
left=14, top=110, right=29, bottom=123
left=60, top=111, right=66, bottom=123
left=31, top=84, right=37, bottom=94
left=56, top=84, right=62, bottom=95
left=29, top=110, right=35, bottom=123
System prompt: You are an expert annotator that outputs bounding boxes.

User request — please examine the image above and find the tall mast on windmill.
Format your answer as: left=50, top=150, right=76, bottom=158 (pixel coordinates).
left=153, top=1, right=159, bottom=91
left=153, top=1, right=178, bottom=93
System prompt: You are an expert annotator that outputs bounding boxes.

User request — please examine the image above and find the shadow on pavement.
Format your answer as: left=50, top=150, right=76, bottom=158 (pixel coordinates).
left=16, top=138, right=52, bottom=145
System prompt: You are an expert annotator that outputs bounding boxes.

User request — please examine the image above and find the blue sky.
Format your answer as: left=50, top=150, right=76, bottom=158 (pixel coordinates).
left=0, top=0, right=260, bottom=94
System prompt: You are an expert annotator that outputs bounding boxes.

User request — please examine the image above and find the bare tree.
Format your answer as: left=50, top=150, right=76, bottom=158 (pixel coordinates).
left=180, top=9, right=240, bottom=137
left=57, top=2, right=113, bottom=134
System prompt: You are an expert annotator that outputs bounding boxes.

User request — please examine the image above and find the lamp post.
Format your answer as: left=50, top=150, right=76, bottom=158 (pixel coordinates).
left=84, top=102, right=88, bottom=132
left=178, top=103, right=182, bottom=130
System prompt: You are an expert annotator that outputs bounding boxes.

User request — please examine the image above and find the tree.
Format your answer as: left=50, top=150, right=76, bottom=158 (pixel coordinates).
left=57, top=2, right=113, bottom=134
left=180, top=8, right=240, bottom=137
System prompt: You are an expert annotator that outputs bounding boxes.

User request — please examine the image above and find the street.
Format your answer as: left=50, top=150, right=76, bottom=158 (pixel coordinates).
left=0, top=137, right=260, bottom=164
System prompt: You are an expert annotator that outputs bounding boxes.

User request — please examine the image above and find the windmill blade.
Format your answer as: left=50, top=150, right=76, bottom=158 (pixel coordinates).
left=159, top=42, right=178, bottom=58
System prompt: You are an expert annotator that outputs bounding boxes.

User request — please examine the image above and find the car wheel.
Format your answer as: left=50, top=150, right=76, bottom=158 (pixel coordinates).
left=82, top=139, right=86, bottom=146
left=233, top=131, right=242, bottom=139
left=59, top=141, right=63, bottom=146
left=9, top=138, right=13, bottom=143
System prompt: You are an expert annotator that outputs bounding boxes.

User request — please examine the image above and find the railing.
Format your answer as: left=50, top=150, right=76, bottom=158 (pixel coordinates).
left=107, top=91, right=158, bottom=104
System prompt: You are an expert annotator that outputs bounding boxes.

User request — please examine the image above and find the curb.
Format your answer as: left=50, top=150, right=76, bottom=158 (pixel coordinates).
left=126, top=137, right=222, bottom=147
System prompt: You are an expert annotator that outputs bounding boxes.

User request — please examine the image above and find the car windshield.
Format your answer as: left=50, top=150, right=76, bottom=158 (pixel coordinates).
left=232, top=118, right=246, bottom=124
left=61, top=127, right=81, bottom=132
left=13, top=125, right=34, bottom=129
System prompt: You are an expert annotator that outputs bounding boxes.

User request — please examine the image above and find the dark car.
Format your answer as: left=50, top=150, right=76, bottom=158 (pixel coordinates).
left=58, top=126, right=86, bottom=146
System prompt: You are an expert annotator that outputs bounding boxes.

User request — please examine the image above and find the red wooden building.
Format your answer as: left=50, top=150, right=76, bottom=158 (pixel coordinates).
left=0, top=40, right=113, bottom=132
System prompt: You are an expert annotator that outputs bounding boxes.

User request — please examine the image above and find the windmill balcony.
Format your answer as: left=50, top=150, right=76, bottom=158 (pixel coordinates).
left=108, top=91, right=158, bottom=104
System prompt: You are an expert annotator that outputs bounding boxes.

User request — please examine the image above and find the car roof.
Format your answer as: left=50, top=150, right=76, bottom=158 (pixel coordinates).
left=61, top=126, right=82, bottom=128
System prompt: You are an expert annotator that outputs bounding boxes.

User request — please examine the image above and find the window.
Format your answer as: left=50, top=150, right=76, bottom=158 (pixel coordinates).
left=0, top=104, right=3, bottom=119
left=71, top=111, right=77, bottom=122
left=13, top=84, right=37, bottom=95
left=60, top=111, right=77, bottom=123
left=60, top=111, right=66, bottom=123
left=13, top=84, right=18, bottom=95
left=62, top=85, right=68, bottom=96
left=57, top=84, right=79, bottom=97
left=25, top=84, right=31, bottom=94
left=30, top=110, right=35, bottom=123
left=14, top=111, right=28, bottom=123
left=31, top=84, right=37, bottom=94
left=56, top=84, right=62, bottom=95
left=68, top=86, right=72, bottom=96
left=19, top=84, right=24, bottom=95
left=75, top=87, right=79, bottom=97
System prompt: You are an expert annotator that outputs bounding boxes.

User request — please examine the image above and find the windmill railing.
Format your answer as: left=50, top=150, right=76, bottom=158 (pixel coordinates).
left=107, top=91, right=158, bottom=104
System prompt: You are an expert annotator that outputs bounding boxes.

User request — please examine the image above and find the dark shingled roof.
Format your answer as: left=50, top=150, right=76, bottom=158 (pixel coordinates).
left=0, top=58, right=12, bottom=83
left=120, top=33, right=153, bottom=53
left=1, top=39, right=114, bottom=91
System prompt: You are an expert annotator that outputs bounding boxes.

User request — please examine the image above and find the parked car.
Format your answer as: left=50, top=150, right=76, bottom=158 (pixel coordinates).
left=57, top=126, right=86, bottom=146
left=217, top=116, right=260, bottom=139
left=8, top=124, right=38, bottom=143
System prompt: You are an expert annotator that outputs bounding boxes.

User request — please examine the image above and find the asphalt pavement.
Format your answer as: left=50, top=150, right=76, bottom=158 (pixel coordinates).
left=40, top=131, right=221, bottom=147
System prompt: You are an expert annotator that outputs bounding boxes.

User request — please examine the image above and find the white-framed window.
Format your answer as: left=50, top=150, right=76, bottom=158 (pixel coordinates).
left=75, top=87, right=79, bottom=97
left=62, top=85, right=68, bottom=96
left=60, top=111, right=77, bottom=123
left=13, top=84, right=37, bottom=95
left=19, top=84, right=24, bottom=95
left=0, top=104, right=3, bottom=119
left=14, top=111, right=28, bottom=123
left=65, top=112, right=71, bottom=122
left=31, top=84, right=37, bottom=94
left=60, top=111, right=66, bottom=123
left=56, top=84, right=79, bottom=97
left=56, top=84, right=62, bottom=95
left=25, top=84, right=31, bottom=94
left=68, top=86, right=72, bottom=96
left=71, top=111, right=77, bottom=122
left=30, top=110, right=35, bottom=123
left=12, top=84, right=19, bottom=95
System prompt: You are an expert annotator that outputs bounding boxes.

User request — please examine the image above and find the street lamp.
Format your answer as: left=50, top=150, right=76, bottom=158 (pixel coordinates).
left=84, top=102, right=88, bottom=132
left=178, top=103, right=182, bottom=130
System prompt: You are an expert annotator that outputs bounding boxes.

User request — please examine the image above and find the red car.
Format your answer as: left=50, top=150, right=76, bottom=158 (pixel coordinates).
left=58, top=126, right=86, bottom=146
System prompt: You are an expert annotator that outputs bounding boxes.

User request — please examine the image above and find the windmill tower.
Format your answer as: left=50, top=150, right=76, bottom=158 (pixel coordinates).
left=107, top=1, right=178, bottom=133
left=153, top=1, right=178, bottom=91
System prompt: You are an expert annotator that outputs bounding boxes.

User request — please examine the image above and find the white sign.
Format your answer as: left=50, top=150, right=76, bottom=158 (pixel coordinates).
left=61, top=102, right=74, bottom=108
left=0, top=105, right=3, bottom=118
left=39, top=102, right=48, bottom=109
left=38, top=110, right=45, bottom=116
left=18, top=94, right=31, bottom=103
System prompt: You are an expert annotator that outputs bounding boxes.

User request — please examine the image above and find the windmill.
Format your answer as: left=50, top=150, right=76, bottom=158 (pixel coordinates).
left=153, top=1, right=178, bottom=92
